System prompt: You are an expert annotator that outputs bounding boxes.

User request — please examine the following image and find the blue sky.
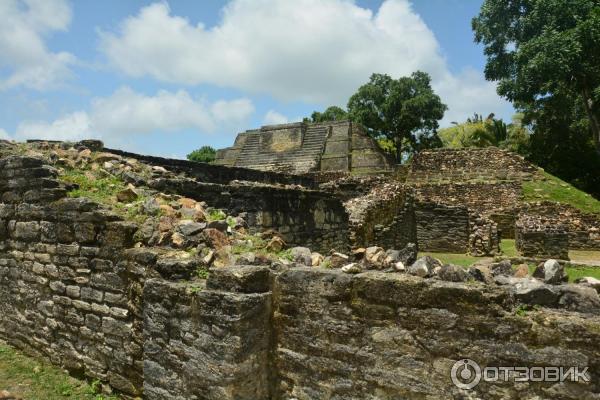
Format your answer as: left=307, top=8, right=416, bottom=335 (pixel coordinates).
left=0, top=0, right=512, bottom=158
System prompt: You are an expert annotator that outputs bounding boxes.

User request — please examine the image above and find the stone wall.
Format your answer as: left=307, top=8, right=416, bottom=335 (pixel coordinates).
left=0, top=156, right=143, bottom=396
left=106, top=147, right=317, bottom=188
left=469, top=212, right=501, bottom=256
left=411, top=181, right=523, bottom=214
left=407, top=147, right=538, bottom=183
left=410, top=182, right=522, bottom=240
left=2, top=152, right=597, bottom=399
left=345, top=183, right=416, bottom=251
left=515, top=214, right=570, bottom=260
left=520, top=202, right=600, bottom=251
left=415, top=202, right=470, bottom=253
left=143, top=273, right=273, bottom=399
left=150, top=178, right=349, bottom=253
left=272, top=268, right=599, bottom=399
left=140, top=266, right=600, bottom=400
left=414, top=202, right=499, bottom=255
left=342, top=182, right=499, bottom=256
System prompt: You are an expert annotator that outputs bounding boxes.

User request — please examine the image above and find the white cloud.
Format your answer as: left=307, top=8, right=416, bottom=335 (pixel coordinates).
left=14, top=87, right=254, bottom=142
left=0, top=0, right=75, bottom=90
left=16, top=111, right=90, bottom=141
left=99, top=0, right=511, bottom=123
left=0, top=128, right=12, bottom=140
left=263, top=110, right=289, bottom=125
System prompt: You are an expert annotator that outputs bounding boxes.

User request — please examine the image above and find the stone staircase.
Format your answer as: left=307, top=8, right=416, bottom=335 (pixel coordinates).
left=234, top=125, right=330, bottom=173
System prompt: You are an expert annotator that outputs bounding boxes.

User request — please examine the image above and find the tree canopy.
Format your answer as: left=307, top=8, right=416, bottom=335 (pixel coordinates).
left=473, top=0, right=600, bottom=154
left=347, top=71, right=447, bottom=162
left=307, top=106, right=348, bottom=123
left=438, top=112, right=529, bottom=153
left=187, top=146, right=216, bottom=163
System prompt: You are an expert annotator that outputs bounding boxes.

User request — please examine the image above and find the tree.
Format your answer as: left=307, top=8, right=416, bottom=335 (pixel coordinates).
left=308, top=106, right=348, bottom=123
left=473, top=0, right=600, bottom=154
left=438, top=113, right=529, bottom=152
left=347, top=71, right=447, bottom=162
left=523, top=83, right=600, bottom=198
left=187, top=146, right=216, bottom=163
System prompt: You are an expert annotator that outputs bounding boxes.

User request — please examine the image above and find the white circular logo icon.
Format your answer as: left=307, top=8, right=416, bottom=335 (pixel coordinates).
left=451, top=359, right=482, bottom=390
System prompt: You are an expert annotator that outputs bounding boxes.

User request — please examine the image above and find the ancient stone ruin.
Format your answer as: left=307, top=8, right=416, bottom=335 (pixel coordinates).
left=215, top=121, right=393, bottom=175
left=0, top=137, right=599, bottom=399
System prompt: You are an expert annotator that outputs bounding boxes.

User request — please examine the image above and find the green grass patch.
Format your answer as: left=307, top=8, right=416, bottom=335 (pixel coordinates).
left=196, top=267, right=209, bottom=280
left=59, top=169, right=126, bottom=204
left=59, top=169, right=150, bottom=224
left=523, top=172, right=600, bottom=214
left=0, top=341, right=119, bottom=400
left=207, top=209, right=227, bottom=222
left=417, top=252, right=484, bottom=267
left=564, top=265, right=600, bottom=282
left=277, top=249, right=294, bottom=262
left=500, top=239, right=518, bottom=257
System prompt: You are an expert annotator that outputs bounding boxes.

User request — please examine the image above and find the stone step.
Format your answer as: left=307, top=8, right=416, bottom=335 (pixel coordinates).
left=235, top=126, right=328, bottom=172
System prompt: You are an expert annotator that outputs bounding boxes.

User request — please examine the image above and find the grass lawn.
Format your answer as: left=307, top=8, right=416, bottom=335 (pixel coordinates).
left=0, top=341, right=119, bottom=400
left=417, top=252, right=485, bottom=267
left=500, top=239, right=518, bottom=257
left=522, top=171, right=600, bottom=215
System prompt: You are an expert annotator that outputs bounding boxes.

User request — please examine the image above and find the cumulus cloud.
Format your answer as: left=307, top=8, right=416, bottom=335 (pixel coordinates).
left=0, top=0, right=75, bottom=90
left=16, top=111, right=90, bottom=141
left=263, top=110, right=289, bottom=125
left=99, top=0, right=511, bottom=123
left=14, top=87, right=254, bottom=142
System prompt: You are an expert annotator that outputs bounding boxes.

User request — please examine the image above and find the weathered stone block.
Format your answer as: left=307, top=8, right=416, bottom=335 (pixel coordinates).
left=206, top=265, right=271, bottom=293
left=13, top=221, right=40, bottom=241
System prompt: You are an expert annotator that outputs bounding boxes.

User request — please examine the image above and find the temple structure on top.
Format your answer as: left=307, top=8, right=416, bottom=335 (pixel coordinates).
left=214, top=120, right=394, bottom=175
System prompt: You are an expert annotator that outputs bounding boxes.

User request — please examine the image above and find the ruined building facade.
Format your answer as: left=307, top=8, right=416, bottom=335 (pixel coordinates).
left=214, top=120, right=393, bottom=175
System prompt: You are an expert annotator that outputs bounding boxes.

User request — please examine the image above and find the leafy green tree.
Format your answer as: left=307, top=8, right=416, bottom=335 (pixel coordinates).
left=308, top=106, right=348, bottom=123
left=473, top=0, right=600, bottom=154
left=347, top=71, right=447, bottom=162
left=524, top=83, right=600, bottom=197
left=187, top=146, right=216, bottom=163
left=439, top=113, right=525, bottom=150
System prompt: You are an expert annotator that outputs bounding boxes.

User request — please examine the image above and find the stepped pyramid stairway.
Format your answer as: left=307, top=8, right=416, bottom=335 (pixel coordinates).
left=234, top=125, right=330, bottom=173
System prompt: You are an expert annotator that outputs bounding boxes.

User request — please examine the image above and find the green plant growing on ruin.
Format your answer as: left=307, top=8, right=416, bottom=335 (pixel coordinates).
left=185, top=247, right=198, bottom=256
left=196, top=267, right=209, bottom=280
left=321, top=259, right=332, bottom=269
left=60, top=169, right=126, bottom=203
left=232, top=242, right=252, bottom=255
left=514, top=304, right=529, bottom=317
left=277, top=249, right=294, bottom=262
left=188, top=285, right=203, bottom=294
left=86, top=379, right=102, bottom=395
left=207, top=209, right=227, bottom=221
left=226, top=216, right=237, bottom=228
